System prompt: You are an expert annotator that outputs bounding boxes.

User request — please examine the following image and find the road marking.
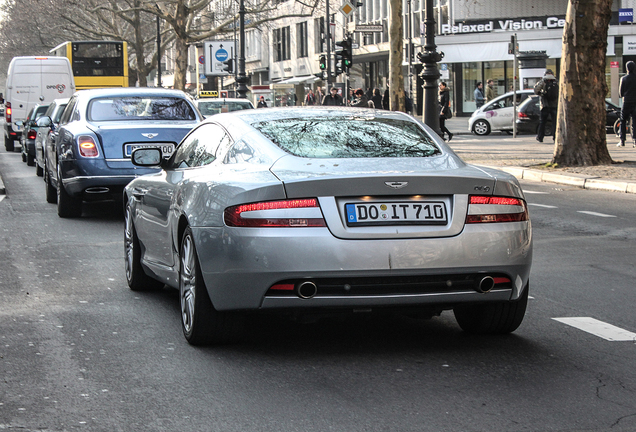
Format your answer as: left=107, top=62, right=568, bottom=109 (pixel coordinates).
left=528, top=203, right=558, bottom=208
left=553, top=317, right=636, bottom=341
left=0, top=196, right=5, bottom=203
left=523, top=190, right=549, bottom=194
left=577, top=211, right=616, bottom=218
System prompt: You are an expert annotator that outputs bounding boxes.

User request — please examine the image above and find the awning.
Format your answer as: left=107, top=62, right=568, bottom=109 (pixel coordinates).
left=274, top=75, right=319, bottom=85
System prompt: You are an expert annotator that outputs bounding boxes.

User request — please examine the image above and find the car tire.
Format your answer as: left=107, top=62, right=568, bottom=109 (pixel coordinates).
left=472, top=119, right=491, bottom=136
left=56, top=164, right=82, bottom=218
left=21, top=152, right=27, bottom=162
left=36, top=163, right=43, bottom=177
left=179, top=226, right=243, bottom=345
left=124, top=203, right=164, bottom=291
left=5, top=136, right=14, bottom=152
left=27, top=153, right=35, bottom=166
left=44, top=164, right=57, bottom=204
left=453, top=282, right=529, bottom=334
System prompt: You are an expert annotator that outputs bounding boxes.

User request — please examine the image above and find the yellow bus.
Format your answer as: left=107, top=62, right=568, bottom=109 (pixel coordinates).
left=50, top=41, right=129, bottom=89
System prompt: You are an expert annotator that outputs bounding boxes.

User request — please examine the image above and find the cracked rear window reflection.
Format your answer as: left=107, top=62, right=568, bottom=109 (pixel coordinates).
left=252, top=116, right=441, bottom=158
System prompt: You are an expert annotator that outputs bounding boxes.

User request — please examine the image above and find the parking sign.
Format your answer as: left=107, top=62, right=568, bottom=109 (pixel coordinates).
left=203, top=41, right=236, bottom=76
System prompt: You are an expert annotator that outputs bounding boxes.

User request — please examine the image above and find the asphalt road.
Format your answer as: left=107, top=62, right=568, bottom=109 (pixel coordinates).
left=1, top=142, right=636, bottom=431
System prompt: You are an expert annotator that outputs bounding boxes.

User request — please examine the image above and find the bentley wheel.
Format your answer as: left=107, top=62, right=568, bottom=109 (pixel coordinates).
left=124, top=203, right=164, bottom=291
left=56, top=164, right=82, bottom=218
left=180, top=227, right=243, bottom=345
left=472, top=119, right=491, bottom=136
left=44, top=164, right=57, bottom=204
left=454, top=282, right=529, bottom=334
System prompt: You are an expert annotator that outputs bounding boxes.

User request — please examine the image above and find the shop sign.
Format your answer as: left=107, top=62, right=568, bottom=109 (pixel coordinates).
left=441, top=15, right=566, bottom=35
left=619, top=9, right=633, bottom=23
left=623, top=35, right=636, bottom=55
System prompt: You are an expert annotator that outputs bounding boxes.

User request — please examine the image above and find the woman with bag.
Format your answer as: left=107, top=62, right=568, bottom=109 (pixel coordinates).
left=439, top=82, right=453, bottom=141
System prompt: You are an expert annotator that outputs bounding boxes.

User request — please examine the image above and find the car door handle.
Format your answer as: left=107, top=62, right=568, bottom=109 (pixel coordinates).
left=132, top=187, right=147, bottom=199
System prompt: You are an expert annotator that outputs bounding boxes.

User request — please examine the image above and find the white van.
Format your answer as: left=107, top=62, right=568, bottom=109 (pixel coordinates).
left=4, top=56, right=75, bottom=151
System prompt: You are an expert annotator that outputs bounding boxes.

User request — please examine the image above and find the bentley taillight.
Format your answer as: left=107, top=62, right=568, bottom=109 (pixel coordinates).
left=78, top=135, right=99, bottom=157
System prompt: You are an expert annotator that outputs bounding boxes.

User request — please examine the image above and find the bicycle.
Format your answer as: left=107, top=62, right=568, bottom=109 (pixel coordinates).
left=613, top=117, right=634, bottom=146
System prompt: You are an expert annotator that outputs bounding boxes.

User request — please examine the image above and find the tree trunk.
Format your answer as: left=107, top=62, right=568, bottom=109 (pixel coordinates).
left=388, top=0, right=404, bottom=111
left=552, top=0, right=613, bottom=166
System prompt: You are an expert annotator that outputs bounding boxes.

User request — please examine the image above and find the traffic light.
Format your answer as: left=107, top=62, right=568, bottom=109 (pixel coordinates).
left=335, top=38, right=353, bottom=70
left=222, top=59, right=233, bottom=74
left=319, top=54, right=327, bottom=71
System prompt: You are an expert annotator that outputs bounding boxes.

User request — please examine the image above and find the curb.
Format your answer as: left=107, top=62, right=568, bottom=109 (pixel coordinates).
left=479, top=165, right=636, bottom=194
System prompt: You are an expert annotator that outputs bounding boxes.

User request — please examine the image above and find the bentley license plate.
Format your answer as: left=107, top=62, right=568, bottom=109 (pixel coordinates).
left=125, top=143, right=174, bottom=158
left=345, top=201, right=448, bottom=226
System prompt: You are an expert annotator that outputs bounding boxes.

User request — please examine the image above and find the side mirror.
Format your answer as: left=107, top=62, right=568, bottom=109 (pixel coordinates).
left=131, top=148, right=162, bottom=167
left=36, top=116, right=52, bottom=128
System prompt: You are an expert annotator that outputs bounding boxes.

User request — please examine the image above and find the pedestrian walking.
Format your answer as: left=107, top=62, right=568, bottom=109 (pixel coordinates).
left=533, top=69, right=559, bottom=143
left=474, top=82, right=485, bottom=108
left=322, top=87, right=343, bottom=106
left=371, top=89, right=383, bottom=109
left=351, top=88, right=370, bottom=108
left=383, top=86, right=390, bottom=110
left=439, top=82, right=453, bottom=141
left=257, top=96, right=267, bottom=108
left=618, top=61, right=636, bottom=147
left=305, top=90, right=316, bottom=106
left=485, top=80, right=495, bottom=102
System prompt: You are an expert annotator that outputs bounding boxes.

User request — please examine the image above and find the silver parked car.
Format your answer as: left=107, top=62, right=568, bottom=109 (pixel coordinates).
left=125, top=107, right=533, bottom=345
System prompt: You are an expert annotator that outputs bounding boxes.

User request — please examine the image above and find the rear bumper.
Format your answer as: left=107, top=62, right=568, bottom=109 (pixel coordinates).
left=59, top=159, right=159, bottom=198
left=192, top=222, right=532, bottom=311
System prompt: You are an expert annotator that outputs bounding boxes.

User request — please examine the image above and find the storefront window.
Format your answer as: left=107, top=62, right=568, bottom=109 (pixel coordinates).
left=484, top=61, right=505, bottom=98
left=462, top=62, right=480, bottom=113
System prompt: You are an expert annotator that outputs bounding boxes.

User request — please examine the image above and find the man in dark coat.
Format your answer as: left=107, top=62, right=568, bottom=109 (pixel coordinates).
left=619, top=61, right=636, bottom=146
left=321, top=87, right=343, bottom=106
left=533, top=69, right=558, bottom=143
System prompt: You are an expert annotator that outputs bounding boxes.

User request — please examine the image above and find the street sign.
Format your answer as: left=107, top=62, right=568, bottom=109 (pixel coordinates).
left=203, top=41, right=236, bottom=76
left=198, top=55, right=204, bottom=65
left=340, top=1, right=355, bottom=17
left=352, top=24, right=383, bottom=33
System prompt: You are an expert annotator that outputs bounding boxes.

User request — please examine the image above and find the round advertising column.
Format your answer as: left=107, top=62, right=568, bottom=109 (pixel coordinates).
left=518, top=51, right=549, bottom=90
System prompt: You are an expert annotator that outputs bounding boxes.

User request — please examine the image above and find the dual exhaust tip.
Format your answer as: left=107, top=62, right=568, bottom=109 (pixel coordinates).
left=293, top=276, right=495, bottom=299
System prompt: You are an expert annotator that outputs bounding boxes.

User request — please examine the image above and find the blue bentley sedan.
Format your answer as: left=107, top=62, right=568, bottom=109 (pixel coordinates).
left=45, top=87, right=202, bottom=217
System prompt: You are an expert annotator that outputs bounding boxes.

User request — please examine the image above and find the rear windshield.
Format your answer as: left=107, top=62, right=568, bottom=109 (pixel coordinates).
left=251, top=116, right=441, bottom=158
left=88, top=97, right=196, bottom=121
left=198, top=101, right=253, bottom=116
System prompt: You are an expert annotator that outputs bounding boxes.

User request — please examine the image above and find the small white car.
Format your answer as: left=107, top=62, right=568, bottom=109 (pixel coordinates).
left=468, top=90, right=533, bottom=136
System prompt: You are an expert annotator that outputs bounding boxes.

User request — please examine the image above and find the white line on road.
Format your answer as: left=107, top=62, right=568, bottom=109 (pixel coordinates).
left=553, top=317, right=636, bottom=341
left=523, top=190, right=550, bottom=194
left=528, top=203, right=558, bottom=208
left=577, top=211, right=617, bottom=218
left=0, top=196, right=5, bottom=203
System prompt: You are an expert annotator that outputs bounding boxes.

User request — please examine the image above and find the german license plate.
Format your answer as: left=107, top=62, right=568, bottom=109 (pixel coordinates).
left=345, top=201, right=448, bottom=226
left=125, top=143, right=174, bottom=158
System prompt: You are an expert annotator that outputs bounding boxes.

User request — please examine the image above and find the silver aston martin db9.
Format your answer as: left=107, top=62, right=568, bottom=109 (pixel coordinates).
left=124, top=107, right=532, bottom=345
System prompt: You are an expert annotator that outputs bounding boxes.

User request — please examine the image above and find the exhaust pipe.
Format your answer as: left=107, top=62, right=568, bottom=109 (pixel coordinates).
left=84, top=187, right=110, bottom=194
left=475, top=276, right=495, bottom=293
left=296, top=281, right=318, bottom=299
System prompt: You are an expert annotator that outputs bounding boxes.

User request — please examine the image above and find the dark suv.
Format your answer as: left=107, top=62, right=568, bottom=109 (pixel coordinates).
left=19, top=104, right=50, bottom=166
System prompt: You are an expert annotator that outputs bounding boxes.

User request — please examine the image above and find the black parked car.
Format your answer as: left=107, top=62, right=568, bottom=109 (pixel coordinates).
left=516, top=96, right=620, bottom=136
left=19, top=104, right=50, bottom=166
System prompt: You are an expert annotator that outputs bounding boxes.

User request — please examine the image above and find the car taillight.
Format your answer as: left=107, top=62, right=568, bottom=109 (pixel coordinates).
left=27, top=130, right=37, bottom=140
left=466, top=195, right=528, bottom=223
left=78, top=135, right=99, bottom=157
left=517, top=112, right=529, bottom=119
left=224, top=198, right=326, bottom=227
left=6, top=102, right=11, bottom=123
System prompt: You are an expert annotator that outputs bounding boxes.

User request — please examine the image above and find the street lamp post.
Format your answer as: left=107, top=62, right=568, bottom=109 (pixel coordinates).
left=156, top=13, right=162, bottom=87
left=236, top=0, right=249, bottom=98
left=418, top=0, right=443, bottom=135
